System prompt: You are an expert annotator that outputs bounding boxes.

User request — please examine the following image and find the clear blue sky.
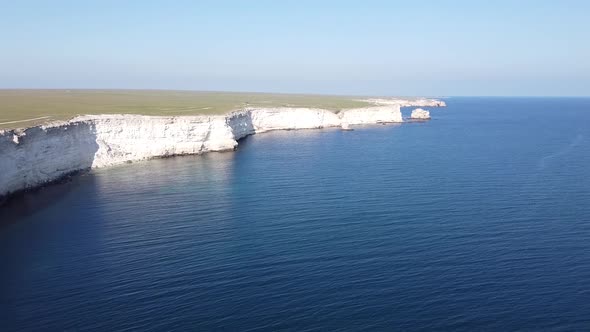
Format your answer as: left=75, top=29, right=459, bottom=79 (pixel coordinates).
left=2, top=0, right=589, bottom=96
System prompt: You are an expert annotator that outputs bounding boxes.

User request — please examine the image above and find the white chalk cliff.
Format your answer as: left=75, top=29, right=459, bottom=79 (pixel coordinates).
left=363, top=98, right=446, bottom=107
left=410, top=108, right=431, bottom=119
left=0, top=99, right=444, bottom=198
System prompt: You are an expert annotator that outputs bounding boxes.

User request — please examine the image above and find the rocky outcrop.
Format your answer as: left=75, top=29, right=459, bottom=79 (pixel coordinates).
left=410, top=108, right=431, bottom=120
left=0, top=99, right=445, bottom=198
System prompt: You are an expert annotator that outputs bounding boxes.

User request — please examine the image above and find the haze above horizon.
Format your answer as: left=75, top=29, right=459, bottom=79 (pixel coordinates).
left=2, top=0, right=589, bottom=96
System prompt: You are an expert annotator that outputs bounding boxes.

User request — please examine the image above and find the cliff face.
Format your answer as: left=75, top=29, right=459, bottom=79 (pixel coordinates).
left=249, top=108, right=341, bottom=132
left=87, top=114, right=236, bottom=168
left=0, top=101, right=440, bottom=198
left=364, top=98, right=446, bottom=107
left=0, top=121, right=99, bottom=197
left=340, top=106, right=403, bottom=125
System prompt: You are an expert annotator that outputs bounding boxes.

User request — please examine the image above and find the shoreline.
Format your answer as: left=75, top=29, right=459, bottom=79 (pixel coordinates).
left=0, top=98, right=445, bottom=202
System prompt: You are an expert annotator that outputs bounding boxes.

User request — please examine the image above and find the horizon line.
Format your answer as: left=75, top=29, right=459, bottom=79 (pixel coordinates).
left=0, top=88, right=588, bottom=98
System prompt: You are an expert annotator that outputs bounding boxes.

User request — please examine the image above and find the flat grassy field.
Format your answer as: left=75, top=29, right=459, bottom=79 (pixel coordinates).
left=0, top=90, right=372, bottom=130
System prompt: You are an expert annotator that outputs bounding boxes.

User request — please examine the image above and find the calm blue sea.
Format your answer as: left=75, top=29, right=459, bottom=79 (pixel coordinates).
left=1, top=98, right=590, bottom=331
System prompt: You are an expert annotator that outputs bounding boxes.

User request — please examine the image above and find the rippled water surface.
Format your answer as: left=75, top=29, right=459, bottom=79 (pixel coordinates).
left=1, top=98, right=590, bottom=331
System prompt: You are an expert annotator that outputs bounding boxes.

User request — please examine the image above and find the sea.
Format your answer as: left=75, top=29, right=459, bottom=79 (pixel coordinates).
left=1, top=97, right=589, bottom=331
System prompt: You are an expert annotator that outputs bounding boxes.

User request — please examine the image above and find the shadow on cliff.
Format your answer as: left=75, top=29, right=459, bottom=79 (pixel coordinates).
left=0, top=120, right=100, bottom=222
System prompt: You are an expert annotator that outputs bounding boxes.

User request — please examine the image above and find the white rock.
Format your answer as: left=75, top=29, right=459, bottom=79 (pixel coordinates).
left=339, top=106, right=403, bottom=124
left=410, top=108, right=431, bottom=119
left=361, top=98, right=446, bottom=107
left=248, top=107, right=341, bottom=132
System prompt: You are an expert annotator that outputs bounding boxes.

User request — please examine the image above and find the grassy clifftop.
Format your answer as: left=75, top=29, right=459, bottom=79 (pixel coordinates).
left=0, top=90, right=372, bottom=130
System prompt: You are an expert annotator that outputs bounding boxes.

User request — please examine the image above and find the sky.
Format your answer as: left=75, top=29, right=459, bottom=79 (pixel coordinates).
left=1, top=0, right=589, bottom=96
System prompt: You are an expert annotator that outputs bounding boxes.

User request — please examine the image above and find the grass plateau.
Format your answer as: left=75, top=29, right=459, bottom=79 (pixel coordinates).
left=0, top=90, right=372, bottom=130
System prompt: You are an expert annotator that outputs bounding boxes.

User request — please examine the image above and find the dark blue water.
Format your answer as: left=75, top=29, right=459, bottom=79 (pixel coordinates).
left=1, top=98, right=590, bottom=331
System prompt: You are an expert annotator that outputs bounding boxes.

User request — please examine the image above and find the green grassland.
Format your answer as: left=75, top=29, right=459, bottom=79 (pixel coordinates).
left=0, top=90, right=372, bottom=130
